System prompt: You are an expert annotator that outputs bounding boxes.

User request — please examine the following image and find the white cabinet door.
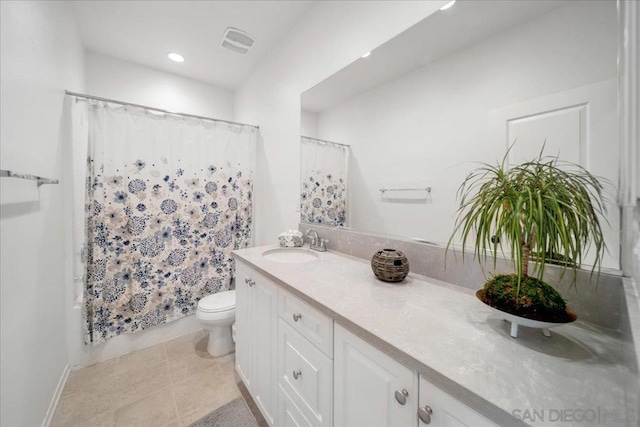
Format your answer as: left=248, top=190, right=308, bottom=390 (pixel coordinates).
left=278, top=319, right=333, bottom=427
left=252, top=273, right=278, bottom=426
left=234, top=263, right=278, bottom=426
left=234, top=263, right=253, bottom=392
left=279, top=385, right=315, bottom=427
left=418, top=376, right=498, bottom=427
left=334, top=325, right=418, bottom=427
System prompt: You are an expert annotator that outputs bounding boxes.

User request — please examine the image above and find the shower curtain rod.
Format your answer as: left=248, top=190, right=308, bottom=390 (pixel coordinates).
left=301, top=135, right=350, bottom=148
left=65, top=90, right=260, bottom=130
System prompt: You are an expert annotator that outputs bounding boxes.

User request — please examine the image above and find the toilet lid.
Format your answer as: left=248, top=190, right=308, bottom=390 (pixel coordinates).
left=198, top=290, right=236, bottom=313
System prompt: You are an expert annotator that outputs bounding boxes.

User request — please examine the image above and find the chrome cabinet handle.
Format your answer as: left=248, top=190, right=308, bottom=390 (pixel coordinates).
left=293, top=370, right=302, bottom=380
left=292, top=313, right=302, bottom=322
left=418, top=406, right=433, bottom=424
left=395, top=389, right=409, bottom=405
left=244, top=278, right=249, bottom=284
left=248, top=279, right=255, bottom=287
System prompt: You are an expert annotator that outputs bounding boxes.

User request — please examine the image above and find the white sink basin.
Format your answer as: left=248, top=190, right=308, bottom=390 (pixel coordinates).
left=262, top=248, right=320, bottom=263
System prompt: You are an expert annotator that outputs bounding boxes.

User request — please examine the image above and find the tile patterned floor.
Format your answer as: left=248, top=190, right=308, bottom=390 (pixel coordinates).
left=52, top=330, right=241, bottom=427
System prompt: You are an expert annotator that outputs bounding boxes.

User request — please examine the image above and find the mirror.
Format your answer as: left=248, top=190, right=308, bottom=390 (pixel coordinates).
left=300, top=0, right=620, bottom=270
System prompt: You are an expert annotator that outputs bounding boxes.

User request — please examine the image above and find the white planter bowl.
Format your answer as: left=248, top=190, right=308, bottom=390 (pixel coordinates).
left=476, top=290, right=576, bottom=338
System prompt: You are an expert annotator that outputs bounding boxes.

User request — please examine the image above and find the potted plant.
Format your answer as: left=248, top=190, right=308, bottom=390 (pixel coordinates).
left=448, top=150, right=607, bottom=338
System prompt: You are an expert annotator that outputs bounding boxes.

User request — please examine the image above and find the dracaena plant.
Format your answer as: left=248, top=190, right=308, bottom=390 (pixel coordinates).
left=448, top=149, right=608, bottom=303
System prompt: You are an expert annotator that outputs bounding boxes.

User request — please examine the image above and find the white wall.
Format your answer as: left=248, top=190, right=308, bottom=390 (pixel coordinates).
left=0, top=1, right=84, bottom=426
left=67, top=52, right=238, bottom=368
left=314, top=1, right=618, bottom=262
left=300, top=110, right=318, bottom=138
left=86, top=52, right=235, bottom=121
left=77, top=2, right=448, bottom=366
left=235, top=0, right=449, bottom=246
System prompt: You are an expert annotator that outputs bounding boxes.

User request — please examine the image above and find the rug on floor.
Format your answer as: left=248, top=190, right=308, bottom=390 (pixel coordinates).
left=189, top=397, right=259, bottom=427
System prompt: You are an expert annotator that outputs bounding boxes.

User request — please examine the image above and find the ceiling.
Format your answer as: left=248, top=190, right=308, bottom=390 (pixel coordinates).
left=302, top=0, right=571, bottom=113
left=74, top=1, right=316, bottom=89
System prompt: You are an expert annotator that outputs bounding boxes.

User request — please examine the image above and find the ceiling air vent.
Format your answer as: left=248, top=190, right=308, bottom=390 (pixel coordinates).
left=220, top=27, right=255, bottom=55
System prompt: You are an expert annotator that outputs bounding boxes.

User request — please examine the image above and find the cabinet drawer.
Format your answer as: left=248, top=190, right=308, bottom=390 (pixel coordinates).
left=419, top=376, right=499, bottom=427
left=278, top=289, right=333, bottom=357
left=278, top=319, right=333, bottom=427
left=279, top=385, right=314, bottom=427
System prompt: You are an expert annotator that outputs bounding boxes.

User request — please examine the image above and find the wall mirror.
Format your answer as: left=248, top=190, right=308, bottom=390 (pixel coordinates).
left=300, top=0, right=620, bottom=270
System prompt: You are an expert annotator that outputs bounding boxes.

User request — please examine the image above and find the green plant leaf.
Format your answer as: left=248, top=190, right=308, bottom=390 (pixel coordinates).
left=446, top=145, right=608, bottom=304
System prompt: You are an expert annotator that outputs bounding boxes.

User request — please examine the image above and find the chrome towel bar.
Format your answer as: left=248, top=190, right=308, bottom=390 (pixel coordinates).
left=380, top=187, right=431, bottom=194
left=1, top=170, right=59, bottom=186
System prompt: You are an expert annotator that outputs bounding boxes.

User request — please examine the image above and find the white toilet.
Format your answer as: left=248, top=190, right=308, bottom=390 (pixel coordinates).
left=196, top=290, right=236, bottom=357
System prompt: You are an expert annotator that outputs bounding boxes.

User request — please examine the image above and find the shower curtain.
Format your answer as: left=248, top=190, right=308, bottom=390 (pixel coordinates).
left=300, top=136, right=349, bottom=227
left=72, top=99, right=257, bottom=345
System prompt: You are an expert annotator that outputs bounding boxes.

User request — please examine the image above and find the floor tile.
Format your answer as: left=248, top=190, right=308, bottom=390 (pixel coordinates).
left=51, top=408, right=113, bottom=427
left=163, top=330, right=208, bottom=360
left=167, top=348, right=220, bottom=383
left=113, top=386, right=177, bottom=427
left=52, top=385, right=117, bottom=426
left=213, top=381, right=242, bottom=408
left=52, top=330, right=242, bottom=427
left=63, top=358, right=120, bottom=396
left=113, top=359, right=172, bottom=408
left=216, top=353, right=237, bottom=384
left=117, top=343, right=167, bottom=377
left=173, top=365, right=234, bottom=425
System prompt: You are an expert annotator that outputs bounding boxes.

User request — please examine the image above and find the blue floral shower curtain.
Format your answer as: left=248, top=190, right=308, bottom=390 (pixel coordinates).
left=300, top=136, right=349, bottom=226
left=73, top=100, right=257, bottom=345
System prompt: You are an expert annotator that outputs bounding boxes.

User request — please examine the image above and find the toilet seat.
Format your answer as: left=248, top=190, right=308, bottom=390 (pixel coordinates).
left=197, top=290, right=236, bottom=313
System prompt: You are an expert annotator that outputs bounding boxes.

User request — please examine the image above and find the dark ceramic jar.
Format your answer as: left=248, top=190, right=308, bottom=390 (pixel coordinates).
left=371, top=249, right=409, bottom=282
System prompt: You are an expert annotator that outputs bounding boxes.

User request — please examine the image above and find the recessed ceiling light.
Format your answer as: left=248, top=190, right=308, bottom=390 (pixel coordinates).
left=440, top=0, right=456, bottom=10
left=362, top=52, right=371, bottom=58
left=167, top=52, right=185, bottom=63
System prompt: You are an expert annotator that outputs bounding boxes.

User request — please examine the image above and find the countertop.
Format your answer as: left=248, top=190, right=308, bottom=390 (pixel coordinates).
left=232, top=245, right=634, bottom=427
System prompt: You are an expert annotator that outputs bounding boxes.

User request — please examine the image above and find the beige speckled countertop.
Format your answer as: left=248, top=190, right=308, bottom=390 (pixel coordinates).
left=232, top=245, right=633, bottom=427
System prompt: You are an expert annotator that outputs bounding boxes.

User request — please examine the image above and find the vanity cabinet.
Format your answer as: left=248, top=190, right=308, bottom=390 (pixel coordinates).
left=334, top=325, right=418, bottom=427
left=236, top=261, right=502, bottom=427
left=235, top=262, right=278, bottom=426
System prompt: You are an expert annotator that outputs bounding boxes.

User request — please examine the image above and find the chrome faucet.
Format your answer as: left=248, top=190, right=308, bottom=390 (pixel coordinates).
left=304, top=228, right=328, bottom=252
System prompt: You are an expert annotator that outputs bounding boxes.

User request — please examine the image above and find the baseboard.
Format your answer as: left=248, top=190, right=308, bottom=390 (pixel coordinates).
left=75, top=314, right=202, bottom=367
left=41, top=363, right=70, bottom=427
